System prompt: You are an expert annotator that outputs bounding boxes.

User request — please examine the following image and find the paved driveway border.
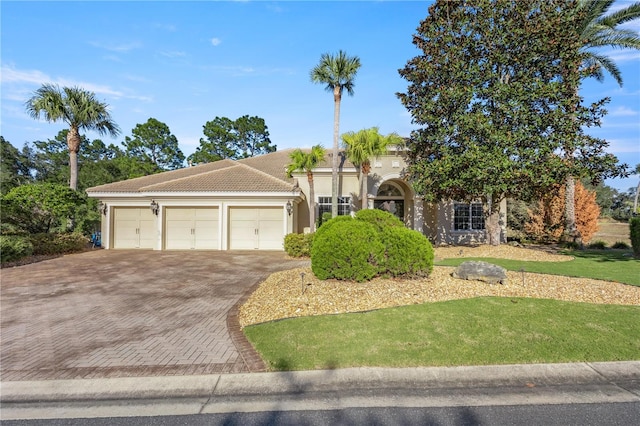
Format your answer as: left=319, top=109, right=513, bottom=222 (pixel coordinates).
left=227, top=278, right=267, bottom=373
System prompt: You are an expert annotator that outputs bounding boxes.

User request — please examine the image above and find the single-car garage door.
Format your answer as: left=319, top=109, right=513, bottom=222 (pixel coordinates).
left=165, top=207, right=219, bottom=250
left=113, top=207, right=156, bottom=249
left=229, top=207, right=284, bottom=250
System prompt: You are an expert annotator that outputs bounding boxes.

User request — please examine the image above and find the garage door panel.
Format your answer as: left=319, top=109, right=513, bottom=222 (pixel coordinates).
left=165, top=207, right=219, bottom=250
left=113, top=208, right=156, bottom=249
left=165, top=219, right=193, bottom=250
left=138, top=216, right=156, bottom=249
left=229, top=217, right=257, bottom=250
left=229, top=207, right=284, bottom=250
left=194, top=218, right=218, bottom=249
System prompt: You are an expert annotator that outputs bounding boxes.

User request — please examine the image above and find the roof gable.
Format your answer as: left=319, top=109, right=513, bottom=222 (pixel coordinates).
left=86, top=152, right=299, bottom=194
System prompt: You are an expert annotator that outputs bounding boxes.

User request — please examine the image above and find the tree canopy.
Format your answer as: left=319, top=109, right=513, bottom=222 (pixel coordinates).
left=397, top=0, right=623, bottom=245
left=123, top=118, right=185, bottom=171
left=188, top=115, right=276, bottom=164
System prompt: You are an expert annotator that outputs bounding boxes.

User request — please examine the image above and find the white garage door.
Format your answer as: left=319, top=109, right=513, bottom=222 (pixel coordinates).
left=229, top=207, right=284, bottom=250
left=113, top=208, right=156, bottom=249
left=165, top=207, right=219, bottom=250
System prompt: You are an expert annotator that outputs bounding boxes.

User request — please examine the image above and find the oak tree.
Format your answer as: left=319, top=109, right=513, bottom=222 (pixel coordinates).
left=397, top=0, right=619, bottom=245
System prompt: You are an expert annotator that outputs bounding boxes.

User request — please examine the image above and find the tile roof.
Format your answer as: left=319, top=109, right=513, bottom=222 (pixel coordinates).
left=86, top=152, right=297, bottom=194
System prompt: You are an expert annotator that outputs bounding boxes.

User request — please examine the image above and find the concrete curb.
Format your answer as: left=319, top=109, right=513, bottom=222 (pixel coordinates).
left=2, top=361, right=639, bottom=403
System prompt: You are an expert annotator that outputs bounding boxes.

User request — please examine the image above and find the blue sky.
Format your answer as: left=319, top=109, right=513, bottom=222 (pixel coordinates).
left=1, top=0, right=638, bottom=192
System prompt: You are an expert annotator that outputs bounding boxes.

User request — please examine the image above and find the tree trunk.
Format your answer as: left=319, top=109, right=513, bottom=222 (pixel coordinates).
left=361, top=162, right=370, bottom=210
left=67, top=126, right=81, bottom=191
left=308, top=171, right=316, bottom=233
left=634, top=179, right=639, bottom=215
left=484, top=196, right=502, bottom=246
left=332, top=87, right=341, bottom=217
left=563, top=175, right=582, bottom=244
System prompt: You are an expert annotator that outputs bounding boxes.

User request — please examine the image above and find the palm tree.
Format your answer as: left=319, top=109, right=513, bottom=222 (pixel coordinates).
left=25, top=84, right=120, bottom=190
left=634, top=163, right=640, bottom=215
left=342, top=127, right=403, bottom=210
left=564, top=0, right=640, bottom=242
left=286, top=145, right=326, bottom=233
left=310, top=50, right=361, bottom=217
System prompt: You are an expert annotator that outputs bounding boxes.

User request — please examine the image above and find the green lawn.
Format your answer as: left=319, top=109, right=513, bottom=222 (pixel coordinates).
left=244, top=297, right=640, bottom=371
left=244, top=248, right=640, bottom=371
left=436, top=250, right=640, bottom=286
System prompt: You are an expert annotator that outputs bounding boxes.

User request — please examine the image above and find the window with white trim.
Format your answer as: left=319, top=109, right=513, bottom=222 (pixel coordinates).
left=454, top=202, right=485, bottom=231
left=318, top=196, right=351, bottom=217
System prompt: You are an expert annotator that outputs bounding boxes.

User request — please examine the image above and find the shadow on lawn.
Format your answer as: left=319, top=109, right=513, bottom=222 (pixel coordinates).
left=567, top=249, right=638, bottom=263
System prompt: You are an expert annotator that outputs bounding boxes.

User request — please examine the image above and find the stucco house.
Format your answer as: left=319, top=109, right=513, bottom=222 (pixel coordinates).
left=86, top=147, right=506, bottom=250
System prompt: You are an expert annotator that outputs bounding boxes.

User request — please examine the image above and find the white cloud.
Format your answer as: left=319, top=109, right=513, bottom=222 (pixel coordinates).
left=610, top=106, right=638, bottom=117
left=159, top=50, right=187, bottom=58
left=0, top=64, right=51, bottom=84
left=210, top=37, right=222, bottom=46
left=88, top=41, right=142, bottom=52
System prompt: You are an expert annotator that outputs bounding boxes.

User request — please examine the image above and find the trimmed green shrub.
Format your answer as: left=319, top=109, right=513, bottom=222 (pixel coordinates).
left=0, top=235, right=34, bottom=263
left=313, top=215, right=352, bottom=241
left=611, top=241, right=630, bottom=250
left=631, top=217, right=640, bottom=258
left=311, top=217, right=384, bottom=282
left=586, top=240, right=607, bottom=250
left=379, top=226, right=434, bottom=277
left=355, top=209, right=404, bottom=233
left=29, top=232, right=89, bottom=256
left=284, top=233, right=314, bottom=257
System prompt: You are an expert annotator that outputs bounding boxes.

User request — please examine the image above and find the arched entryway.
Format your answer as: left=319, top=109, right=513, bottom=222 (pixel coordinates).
left=374, top=181, right=406, bottom=221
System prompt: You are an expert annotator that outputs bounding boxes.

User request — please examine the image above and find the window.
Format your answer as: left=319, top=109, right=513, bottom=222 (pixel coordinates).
left=318, top=196, right=351, bottom=217
left=454, top=202, right=485, bottom=231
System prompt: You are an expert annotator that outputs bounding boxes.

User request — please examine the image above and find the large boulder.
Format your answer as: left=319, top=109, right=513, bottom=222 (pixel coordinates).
left=452, top=261, right=507, bottom=285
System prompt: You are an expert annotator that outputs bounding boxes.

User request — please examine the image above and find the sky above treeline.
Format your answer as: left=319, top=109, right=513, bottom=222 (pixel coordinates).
left=1, top=1, right=638, bottom=192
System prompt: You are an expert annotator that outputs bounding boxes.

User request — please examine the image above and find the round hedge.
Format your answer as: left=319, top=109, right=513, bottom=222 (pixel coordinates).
left=354, top=208, right=404, bottom=233
left=379, top=226, right=433, bottom=277
left=311, top=216, right=384, bottom=282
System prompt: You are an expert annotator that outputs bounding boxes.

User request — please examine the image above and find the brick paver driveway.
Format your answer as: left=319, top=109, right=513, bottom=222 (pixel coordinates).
left=0, top=250, right=309, bottom=381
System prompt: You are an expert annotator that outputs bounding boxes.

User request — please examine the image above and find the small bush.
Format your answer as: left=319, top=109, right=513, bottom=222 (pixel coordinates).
left=29, top=232, right=89, bottom=256
left=379, top=226, right=433, bottom=277
left=631, top=217, right=640, bottom=258
left=0, top=235, right=34, bottom=263
left=284, top=233, right=314, bottom=257
left=586, top=240, right=607, bottom=250
left=563, top=241, right=581, bottom=250
left=355, top=209, right=404, bottom=233
left=311, top=217, right=384, bottom=282
left=611, top=241, right=631, bottom=250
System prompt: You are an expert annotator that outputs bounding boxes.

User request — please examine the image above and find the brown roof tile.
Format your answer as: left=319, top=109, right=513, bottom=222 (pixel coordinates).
left=86, top=152, right=300, bottom=194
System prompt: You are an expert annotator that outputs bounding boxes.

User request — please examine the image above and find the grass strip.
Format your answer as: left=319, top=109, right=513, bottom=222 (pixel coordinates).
left=244, top=297, right=640, bottom=371
left=435, top=250, right=640, bottom=286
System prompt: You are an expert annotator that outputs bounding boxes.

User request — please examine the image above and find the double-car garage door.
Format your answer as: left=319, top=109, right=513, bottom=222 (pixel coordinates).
left=112, top=206, right=283, bottom=250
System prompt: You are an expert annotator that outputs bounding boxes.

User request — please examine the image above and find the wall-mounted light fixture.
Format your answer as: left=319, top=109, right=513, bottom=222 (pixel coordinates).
left=150, top=200, right=159, bottom=216
left=98, top=201, right=108, bottom=216
left=286, top=200, right=293, bottom=216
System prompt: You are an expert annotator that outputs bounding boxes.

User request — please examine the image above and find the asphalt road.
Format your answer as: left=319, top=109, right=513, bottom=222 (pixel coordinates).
left=3, top=402, right=640, bottom=425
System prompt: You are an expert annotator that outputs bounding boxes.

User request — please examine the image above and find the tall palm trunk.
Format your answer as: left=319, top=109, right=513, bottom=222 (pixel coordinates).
left=307, top=171, right=316, bottom=233
left=67, top=126, right=81, bottom=191
left=361, top=162, right=370, bottom=210
left=634, top=179, right=639, bottom=214
left=332, top=87, right=342, bottom=217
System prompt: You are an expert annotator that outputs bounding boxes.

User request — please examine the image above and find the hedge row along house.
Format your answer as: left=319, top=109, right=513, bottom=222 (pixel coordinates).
left=86, top=147, right=506, bottom=250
